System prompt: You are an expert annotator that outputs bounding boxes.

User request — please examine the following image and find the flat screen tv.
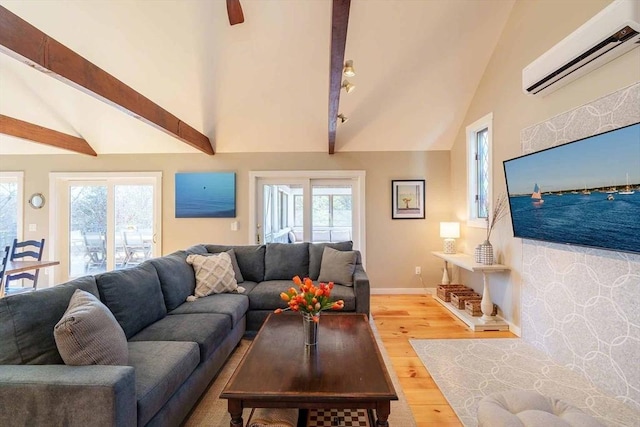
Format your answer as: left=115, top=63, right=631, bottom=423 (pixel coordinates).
left=503, top=122, right=640, bottom=254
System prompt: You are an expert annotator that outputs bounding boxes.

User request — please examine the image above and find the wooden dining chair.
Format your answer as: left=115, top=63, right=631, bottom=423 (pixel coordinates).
left=5, top=238, right=45, bottom=293
left=0, top=246, right=9, bottom=298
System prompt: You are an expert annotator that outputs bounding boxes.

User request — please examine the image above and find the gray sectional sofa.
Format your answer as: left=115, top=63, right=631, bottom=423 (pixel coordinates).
left=0, top=241, right=369, bottom=427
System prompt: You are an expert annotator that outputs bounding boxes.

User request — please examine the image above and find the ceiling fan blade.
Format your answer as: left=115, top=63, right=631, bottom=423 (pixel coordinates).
left=227, top=0, right=245, bottom=25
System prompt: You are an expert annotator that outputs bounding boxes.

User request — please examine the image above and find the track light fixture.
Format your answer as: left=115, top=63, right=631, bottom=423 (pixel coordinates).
left=341, top=80, right=355, bottom=94
left=343, top=60, right=355, bottom=77
left=337, top=114, right=349, bottom=124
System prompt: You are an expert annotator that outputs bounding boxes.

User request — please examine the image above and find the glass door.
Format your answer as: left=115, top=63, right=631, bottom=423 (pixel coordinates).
left=256, top=177, right=358, bottom=245
left=114, top=184, right=155, bottom=269
left=69, top=183, right=108, bottom=277
left=311, top=184, right=352, bottom=243
left=257, top=180, right=305, bottom=244
left=54, top=173, right=161, bottom=281
left=251, top=171, right=365, bottom=264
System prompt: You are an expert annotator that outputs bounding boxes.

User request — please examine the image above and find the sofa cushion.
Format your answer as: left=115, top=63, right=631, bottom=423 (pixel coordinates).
left=129, top=313, right=231, bottom=361
left=264, top=242, right=310, bottom=281
left=127, top=341, right=199, bottom=426
left=54, top=289, right=128, bottom=366
left=0, top=275, right=99, bottom=365
left=247, top=280, right=296, bottom=311
left=205, top=244, right=265, bottom=282
left=308, top=241, right=353, bottom=280
left=325, top=283, right=357, bottom=311
left=317, top=246, right=358, bottom=286
left=184, top=244, right=208, bottom=254
left=149, top=251, right=195, bottom=311
left=96, top=262, right=167, bottom=339
left=187, top=253, right=240, bottom=297
left=169, top=293, right=249, bottom=327
left=248, top=281, right=355, bottom=312
left=226, top=249, right=244, bottom=283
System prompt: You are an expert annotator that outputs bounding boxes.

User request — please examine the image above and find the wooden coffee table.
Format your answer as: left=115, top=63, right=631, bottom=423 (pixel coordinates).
left=221, top=313, right=398, bottom=427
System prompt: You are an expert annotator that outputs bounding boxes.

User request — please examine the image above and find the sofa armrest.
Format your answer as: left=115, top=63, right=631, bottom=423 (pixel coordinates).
left=353, top=264, right=370, bottom=315
left=0, top=365, right=136, bottom=427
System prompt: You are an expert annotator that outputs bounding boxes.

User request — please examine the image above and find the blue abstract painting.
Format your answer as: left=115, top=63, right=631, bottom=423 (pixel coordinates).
left=175, top=172, right=236, bottom=218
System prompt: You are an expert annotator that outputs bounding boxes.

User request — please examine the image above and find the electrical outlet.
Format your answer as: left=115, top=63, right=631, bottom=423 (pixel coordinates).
left=415, top=266, right=421, bottom=275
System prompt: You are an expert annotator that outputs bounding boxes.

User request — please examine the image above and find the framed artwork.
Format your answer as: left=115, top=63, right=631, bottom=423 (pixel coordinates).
left=175, top=172, right=236, bottom=218
left=391, top=180, right=425, bottom=219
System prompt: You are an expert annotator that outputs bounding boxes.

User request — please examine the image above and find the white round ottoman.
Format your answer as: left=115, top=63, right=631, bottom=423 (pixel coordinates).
left=477, top=390, right=605, bottom=427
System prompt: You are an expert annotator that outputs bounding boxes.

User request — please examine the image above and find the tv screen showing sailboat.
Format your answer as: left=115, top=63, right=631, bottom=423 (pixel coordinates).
left=503, top=122, right=640, bottom=255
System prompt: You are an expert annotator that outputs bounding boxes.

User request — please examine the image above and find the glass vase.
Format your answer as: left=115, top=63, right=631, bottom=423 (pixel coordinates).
left=302, top=312, right=319, bottom=346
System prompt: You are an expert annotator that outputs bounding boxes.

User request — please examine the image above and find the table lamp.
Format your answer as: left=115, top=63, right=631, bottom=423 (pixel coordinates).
left=440, top=222, right=460, bottom=254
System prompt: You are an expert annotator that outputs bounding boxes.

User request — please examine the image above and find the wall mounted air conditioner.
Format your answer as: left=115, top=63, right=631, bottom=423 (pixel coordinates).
left=523, top=0, right=640, bottom=96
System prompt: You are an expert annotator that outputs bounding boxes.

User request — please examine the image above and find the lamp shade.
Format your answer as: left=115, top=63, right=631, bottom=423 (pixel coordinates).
left=440, top=222, right=460, bottom=239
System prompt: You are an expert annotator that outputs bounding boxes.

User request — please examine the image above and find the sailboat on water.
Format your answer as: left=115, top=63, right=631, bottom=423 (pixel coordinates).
left=532, top=183, right=544, bottom=206
left=619, top=173, right=635, bottom=195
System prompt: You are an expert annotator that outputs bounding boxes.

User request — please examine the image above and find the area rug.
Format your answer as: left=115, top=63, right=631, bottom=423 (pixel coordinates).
left=409, top=338, right=639, bottom=427
left=185, top=317, right=416, bottom=426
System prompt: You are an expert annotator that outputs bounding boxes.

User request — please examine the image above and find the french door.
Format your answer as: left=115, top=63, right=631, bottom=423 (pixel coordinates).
left=250, top=171, right=366, bottom=265
left=51, top=172, right=161, bottom=282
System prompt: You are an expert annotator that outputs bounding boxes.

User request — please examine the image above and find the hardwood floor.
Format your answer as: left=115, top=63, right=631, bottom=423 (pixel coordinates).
left=371, top=294, right=516, bottom=427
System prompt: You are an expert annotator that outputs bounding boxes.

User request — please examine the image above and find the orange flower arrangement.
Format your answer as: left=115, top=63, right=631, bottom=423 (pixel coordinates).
left=274, top=276, right=344, bottom=322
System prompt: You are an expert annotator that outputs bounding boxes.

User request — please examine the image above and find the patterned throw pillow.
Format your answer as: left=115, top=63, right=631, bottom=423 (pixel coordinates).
left=54, top=289, right=128, bottom=366
left=186, top=252, right=244, bottom=299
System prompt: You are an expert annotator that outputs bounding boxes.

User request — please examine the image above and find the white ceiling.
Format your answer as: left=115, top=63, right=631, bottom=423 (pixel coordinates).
left=0, top=0, right=514, bottom=156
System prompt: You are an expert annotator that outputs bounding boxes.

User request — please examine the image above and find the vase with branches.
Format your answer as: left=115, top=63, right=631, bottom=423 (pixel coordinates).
left=478, top=192, right=508, bottom=264
left=486, top=192, right=509, bottom=242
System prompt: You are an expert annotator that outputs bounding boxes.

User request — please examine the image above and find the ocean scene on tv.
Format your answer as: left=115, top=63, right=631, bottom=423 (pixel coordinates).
left=175, top=172, right=236, bottom=218
left=504, top=123, right=640, bottom=254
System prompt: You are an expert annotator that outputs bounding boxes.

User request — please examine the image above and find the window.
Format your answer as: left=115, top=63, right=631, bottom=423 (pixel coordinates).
left=467, top=113, right=493, bottom=228
left=0, top=172, right=24, bottom=249
left=306, top=188, right=352, bottom=229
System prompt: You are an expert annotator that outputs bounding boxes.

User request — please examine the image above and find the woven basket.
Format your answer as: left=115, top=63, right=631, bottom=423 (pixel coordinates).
left=464, top=299, right=483, bottom=317
left=436, top=284, right=468, bottom=302
left=450, top=292, right=480, bottom=309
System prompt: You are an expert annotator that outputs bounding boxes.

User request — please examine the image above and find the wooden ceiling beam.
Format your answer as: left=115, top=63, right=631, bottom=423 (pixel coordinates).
left=0, top=6, right=214, bottom=155
left=328, top=0, right=351, bottom=155
left=0, top=114, right=97, bottom=156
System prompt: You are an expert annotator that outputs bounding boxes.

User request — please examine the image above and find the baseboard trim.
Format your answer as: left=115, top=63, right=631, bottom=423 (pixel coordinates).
left=508, top=323, right=521, bottom=336
left=371, top=288, right=435, bottom=295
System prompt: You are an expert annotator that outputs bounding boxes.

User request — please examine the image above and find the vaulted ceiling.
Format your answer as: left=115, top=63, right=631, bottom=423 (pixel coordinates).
left=0, top=0, right=514, bottom=156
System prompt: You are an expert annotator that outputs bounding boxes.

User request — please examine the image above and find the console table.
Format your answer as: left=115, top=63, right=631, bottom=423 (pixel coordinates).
left=431, top=251, right=509, bottom=331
